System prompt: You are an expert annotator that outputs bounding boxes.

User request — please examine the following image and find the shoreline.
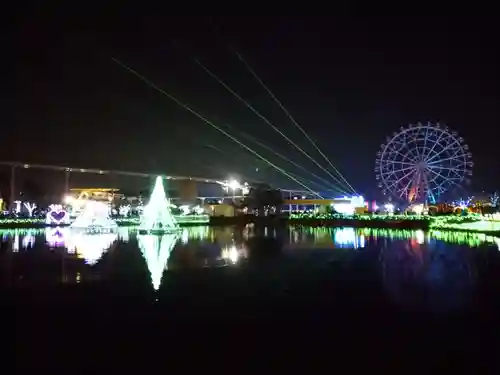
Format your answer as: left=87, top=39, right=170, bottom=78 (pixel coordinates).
left=0, top=216, right=498, bottom=236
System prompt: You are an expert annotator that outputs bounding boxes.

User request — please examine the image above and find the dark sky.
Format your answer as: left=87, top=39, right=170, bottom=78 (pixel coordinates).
left=4, top=12, right=499, bottom=199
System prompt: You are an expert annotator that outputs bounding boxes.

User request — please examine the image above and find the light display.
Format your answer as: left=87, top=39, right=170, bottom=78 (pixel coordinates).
left=24, top=202, right=36, bottom=217
left=453, top=196, right=473, bottom=210
left=290, top=212, right=431, bottom=222
left=290, top=212, right=500, bottom=235
left=10, top=201, right=37, bottom=216
left=0, top=214, right=209, bottom=227
left=71, top=200, right=118, bottom=232
left=119, top=205, right=131, bottom=217
left=430, top=218, right=500, bottom=233
left=490, top=192, right=499, bottom=207
left=137, top=233, right=179, bottom=290
left=64, top=191, right=95, bottom=216
left=174, top=214, right=209, bottom=224
left=375, top=122, right=472, bottom=203
left=484, top=213, right=500, bottom=221
left=139, top=176, right=179, bottom=234
left=46, top=204, right=70, bottom=225
left=411, top=204, right=424, bottom=215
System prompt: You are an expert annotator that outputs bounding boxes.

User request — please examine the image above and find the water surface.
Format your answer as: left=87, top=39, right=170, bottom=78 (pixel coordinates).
left=2, top=225, right=499, bottom=314
left=6, top=225, right=500, bottom=369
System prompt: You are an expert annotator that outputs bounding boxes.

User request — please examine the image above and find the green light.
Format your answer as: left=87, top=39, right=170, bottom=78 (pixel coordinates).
left=291, top=212, right=500, bottom=235
left=139, top=176, right=179, bottom=232
left=290, top=213, right=432, bottom=221
left=0, top=215, right=209, bottom=227
left=291, top=226, right=500, bottom=247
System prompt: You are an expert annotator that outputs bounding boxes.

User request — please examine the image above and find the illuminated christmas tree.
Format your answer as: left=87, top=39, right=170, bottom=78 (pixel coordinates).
left=139, top=176, right=179, bottom=233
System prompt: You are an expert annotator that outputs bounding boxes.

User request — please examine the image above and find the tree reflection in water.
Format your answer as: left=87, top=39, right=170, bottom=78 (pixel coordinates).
left=137, top=234, right=178, bottom=290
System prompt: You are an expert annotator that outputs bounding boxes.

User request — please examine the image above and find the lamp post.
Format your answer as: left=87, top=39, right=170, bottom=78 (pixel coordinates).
left=228, top=179, right=240, bottom=202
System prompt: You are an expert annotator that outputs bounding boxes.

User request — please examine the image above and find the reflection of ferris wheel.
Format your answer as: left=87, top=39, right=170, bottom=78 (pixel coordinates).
left=375, top=122, right=473, bottom=203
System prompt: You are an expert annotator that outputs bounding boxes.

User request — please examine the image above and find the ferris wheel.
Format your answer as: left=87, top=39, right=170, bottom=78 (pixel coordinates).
left=375, top=122, right=473, bottom=203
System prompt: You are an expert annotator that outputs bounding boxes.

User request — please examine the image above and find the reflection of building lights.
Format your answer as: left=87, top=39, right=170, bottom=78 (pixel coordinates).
left=22, top=233, right=36, bottom=249
left=415, top=230, right=425, bottom=244
left=221, top=245, right=241, bottom=264
left=333, top=228, right=365, bottom=248
left=228, top=247, right=239, bottom=263
left=182, top=226, right=209, bottom=240
left=359, top=234, right=366, bottom=248
left=12, top=234, right=19, bottom=252
left=181, top=229, right=188, bottom=244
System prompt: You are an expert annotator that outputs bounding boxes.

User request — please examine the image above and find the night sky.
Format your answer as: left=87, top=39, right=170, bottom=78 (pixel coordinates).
left=5, top=13, right=499, bottom=199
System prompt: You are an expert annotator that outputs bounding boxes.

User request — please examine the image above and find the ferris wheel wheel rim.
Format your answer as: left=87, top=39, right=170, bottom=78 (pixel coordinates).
left=375, top=122, right=472, bottom=199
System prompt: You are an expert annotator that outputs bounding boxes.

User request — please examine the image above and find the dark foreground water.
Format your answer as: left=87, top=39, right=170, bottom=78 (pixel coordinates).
left=4, top=225, right=500, bottom=371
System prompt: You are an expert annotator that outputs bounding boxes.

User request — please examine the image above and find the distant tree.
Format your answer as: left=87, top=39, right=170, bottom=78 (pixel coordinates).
left=325, top=204, right=337, bottom=214
left=241, top=183, right=284, bottom=215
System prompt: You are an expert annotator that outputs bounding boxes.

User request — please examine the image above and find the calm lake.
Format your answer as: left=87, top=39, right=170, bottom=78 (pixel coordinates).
left=2, top=225, right=499, bottom=312
left=6, top=225, right=500, bottom=369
